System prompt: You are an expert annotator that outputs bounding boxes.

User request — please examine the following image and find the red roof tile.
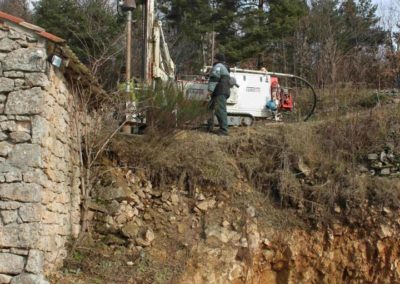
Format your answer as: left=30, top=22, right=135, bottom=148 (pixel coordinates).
left=0, top=11, right=24, bottom=24
left=38, top=31, right=65, bottom=43
left=0, top=10, right=65, bottom=43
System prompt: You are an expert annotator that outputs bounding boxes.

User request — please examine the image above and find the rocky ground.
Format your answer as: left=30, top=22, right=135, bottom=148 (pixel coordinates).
left=49, top=99, right=400, bottom=283
left=49, top=162, right=400, bottom=283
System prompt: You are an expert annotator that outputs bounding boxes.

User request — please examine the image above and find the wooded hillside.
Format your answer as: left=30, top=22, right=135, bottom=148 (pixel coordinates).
left=1, top=0, right=399, bottom=90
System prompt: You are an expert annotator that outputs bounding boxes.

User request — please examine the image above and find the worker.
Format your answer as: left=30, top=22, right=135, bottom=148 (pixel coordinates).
left=207, top=53, right=230, bottom=136
left=267, top=79, right=281, bottom=121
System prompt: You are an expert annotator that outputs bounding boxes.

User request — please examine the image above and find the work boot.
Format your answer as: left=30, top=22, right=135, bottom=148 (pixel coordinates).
left=218, top=131, right=229, bottom=136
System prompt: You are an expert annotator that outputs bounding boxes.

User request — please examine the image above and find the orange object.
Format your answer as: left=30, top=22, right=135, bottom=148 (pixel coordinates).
left=280, top=93, right=293, bottom=111
left=271, top=77, right=278, bottom=87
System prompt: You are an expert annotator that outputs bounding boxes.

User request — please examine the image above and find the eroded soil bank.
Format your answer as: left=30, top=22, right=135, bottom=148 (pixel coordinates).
left=52, top=105, right=400, bottom=283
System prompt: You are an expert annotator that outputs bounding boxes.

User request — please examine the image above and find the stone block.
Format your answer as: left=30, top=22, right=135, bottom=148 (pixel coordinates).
left=3, top=71, right=24, bottom=78
left=0, top=78, right=14, bottom=93
left=0, top=163, right=18, bottom=174
left=0, top=103, right=4, bottom=114
left=3, top=48, right=46, bottom=72
left=41, top=136, right=55, bottom=153
left=7, top=30, right=23, bottom=40
left=0, top=201, right=21, bottom=210
left=44, top=168, right=65, bottom=183
left=47, top=155, right=63, bottom=170
left=43, top=94, right=56, bottom=110
left=0, top=120, right=16, bottom=132
left=41, top=210, right=61, bottom=224
left=0, top=132, right=7, bottom=141
left=8, top=144, right=42, bottom=169
left=16, top=39, right=28, bottom=48
left=381, top=168, right=391, bottom=175
left=10, top=273, right=49, bottom=284
left=9, top=131, right=31, bottom=143
left=0, top=210, right=18, bottom=224
left=37, top=235, right=59, bottom=252
left=46, top=202, right=67, bottom=214
left=0, top=38, right=19, bottom=52
left=0, top=183, right=41, bottom=202
left=15, top=116, right=29, bottom=121
left=26, top=35, right=38, bottom=43
left=0, top=253, right=25, bottom=275
left=16, top=121, right=31, bottom=133
left=41, top=224, right=69, bottom=236
left=14, top=79, right=25, bottom=88
left=0, top=95, right=6, bottom=103
left=0, top=30, right=7, bottom=39
left=23, top=170, right=51, bottom=188
left=41, top=191, right=57, bottom=204
left=31, top=116, right=49, bottom=144
left=9, top=248, right=28, bottom=256
left=19, top=203, right=42, bottom=222
left=25, top=250, right=43, bottom=274
left=52, top=139, right=65, bottom=158
left=0, top=274, right=12, bottom=284
left=0, top=141, right=13, bottom=157
left=5, top=87, right=44, bottom=115
left=25, top=73, right=49, bottom=89
left=56, top=191, right=71, bottom=204
left=0, top=223, right=40, bottom=248
left=5, top=170, right=22, bottom=182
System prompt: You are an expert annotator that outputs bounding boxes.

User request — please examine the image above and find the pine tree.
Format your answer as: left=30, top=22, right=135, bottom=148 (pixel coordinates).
left=33, top=0, right=125, bottom=89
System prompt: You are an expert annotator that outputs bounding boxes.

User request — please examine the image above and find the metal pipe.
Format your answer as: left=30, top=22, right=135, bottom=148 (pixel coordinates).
left=226, top=67, right=317, bottom=121
left=126, top=10, right=132, bottom=93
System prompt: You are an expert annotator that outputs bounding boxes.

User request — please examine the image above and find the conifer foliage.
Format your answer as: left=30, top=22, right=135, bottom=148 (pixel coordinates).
left=29, top=0, right=394, bottom=87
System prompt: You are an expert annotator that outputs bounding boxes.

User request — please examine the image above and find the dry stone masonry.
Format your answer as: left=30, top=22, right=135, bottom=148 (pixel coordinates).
left=363, top=143, right=400, bottom=177
left=0, top=20, right=81, bottom=283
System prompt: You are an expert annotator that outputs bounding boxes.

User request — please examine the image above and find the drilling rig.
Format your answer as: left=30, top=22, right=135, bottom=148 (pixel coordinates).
left=118, top=0, right=316, bottom=126
left=117, top=0, right=175, bottom=86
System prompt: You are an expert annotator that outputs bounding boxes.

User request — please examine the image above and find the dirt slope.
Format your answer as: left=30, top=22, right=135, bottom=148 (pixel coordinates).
left=51, top=102, right=400, bottom=283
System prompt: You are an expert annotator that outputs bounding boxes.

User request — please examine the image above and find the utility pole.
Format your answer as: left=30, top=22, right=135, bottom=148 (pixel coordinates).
left=118, top=0, right=137, bottom=134
left=143, top=0, right=154, bottom=84
left=118, top=0, right=136, bottom=92
left=126, top=10, right=132, bottom=92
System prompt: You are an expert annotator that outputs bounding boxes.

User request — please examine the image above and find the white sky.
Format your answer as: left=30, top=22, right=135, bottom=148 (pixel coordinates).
left=373, top=0, right=394, bottom=14
left=372, top=0, right=399, bottom=31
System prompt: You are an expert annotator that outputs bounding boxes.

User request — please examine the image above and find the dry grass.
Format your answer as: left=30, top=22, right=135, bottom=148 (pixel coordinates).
left=107, top=87, right=400, bottom=225
left=110, top=131, right=240, bottom=190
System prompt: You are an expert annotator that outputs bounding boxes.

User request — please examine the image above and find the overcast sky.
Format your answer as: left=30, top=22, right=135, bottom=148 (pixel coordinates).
left=373, top=0, right=393, bottom=13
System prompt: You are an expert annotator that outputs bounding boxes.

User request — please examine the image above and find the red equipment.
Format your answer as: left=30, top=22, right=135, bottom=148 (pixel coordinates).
left=270, top=77, right=294, bottom=111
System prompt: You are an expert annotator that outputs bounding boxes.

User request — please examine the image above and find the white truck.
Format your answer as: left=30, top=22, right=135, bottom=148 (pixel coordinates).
left=183, top=67, right=317, bottom=125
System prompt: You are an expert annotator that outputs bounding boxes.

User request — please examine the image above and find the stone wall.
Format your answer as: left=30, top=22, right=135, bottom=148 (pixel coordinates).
left=0, top=22, right=81, bottom=283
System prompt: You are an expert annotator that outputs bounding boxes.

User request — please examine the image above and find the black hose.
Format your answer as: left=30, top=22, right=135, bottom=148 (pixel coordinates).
left=292, top=75, right=317, bottom=121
